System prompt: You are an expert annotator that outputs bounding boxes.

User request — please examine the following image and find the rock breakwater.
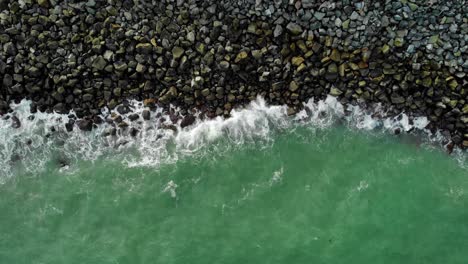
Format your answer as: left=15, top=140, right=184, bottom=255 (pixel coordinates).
left=0, top=0, right=467, bottom=147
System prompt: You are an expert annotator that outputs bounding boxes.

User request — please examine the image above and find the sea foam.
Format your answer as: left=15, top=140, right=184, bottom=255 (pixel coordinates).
left=0, top=96, right=465, bottom=183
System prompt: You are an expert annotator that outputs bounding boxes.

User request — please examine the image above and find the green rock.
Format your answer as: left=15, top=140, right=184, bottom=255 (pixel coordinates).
left=462, top=105, right=468, bottom=114
left=92, top=56, right=107, bottom=71
left=202, top=52, right=214, bottom=65
left=235, top=51, right=248, bottom=63
left=286, top=22, right=303, bottom=35
left=247, top=23, right=257, bottom=34
left=339, top=63, right=346, bottom=77
left=38, top=0, right=49, bottom=8
left=27, top=66, right=41, bottom=77
left=448, top=79, right=458, bottom=90
left=201, top=88, right=210, bottom=97
left=342, top=19, right=350, bottom=30
left=330, top=49, right=341, bottom=62
left=328, top=63, right=338, bottom=74
left=408, top=3, right=418, bottom=11
left=422, top=77, right=432, bottom=87
left=291, top=56, right=304, bottom=66
left=330, top=87, right=343, bottom=96
left=136, top=43, right=152, bottom=54
left=227, top=94, right=236, bottom=102
left=428, top=35, right=439, bottom=44
left=289, top=81, right=299, bottom=92
left=113, top=88, right=121, bottom=96
left=136, top=63, right=146, bottom=73
left=251, top=50, right=262, bottom=60
left=195, top=43, right=205, bottom=54
left=448, top=100, right=458, bottom=108
left=114, top=61, right=128, bottom=72
left=0, top=34, right=9, bottom=43
left=172, top=46, right=185, bottom=59
left=394, top=38, right=404, bottom=47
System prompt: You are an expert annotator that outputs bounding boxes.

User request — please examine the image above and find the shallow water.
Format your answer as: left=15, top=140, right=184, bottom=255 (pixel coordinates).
left=0, top=98, right=467, bottom=263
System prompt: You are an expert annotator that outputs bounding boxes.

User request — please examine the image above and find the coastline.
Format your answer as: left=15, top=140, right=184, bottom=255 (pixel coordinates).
left=0, top=0, right=466, bottom=148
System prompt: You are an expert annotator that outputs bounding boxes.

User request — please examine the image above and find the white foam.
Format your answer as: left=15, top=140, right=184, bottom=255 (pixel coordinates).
left=0, top=96, right=465, bottom=183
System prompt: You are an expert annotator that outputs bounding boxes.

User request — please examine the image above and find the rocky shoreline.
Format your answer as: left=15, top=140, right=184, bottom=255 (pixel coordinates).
left=0, top=0, right=467, bottom=148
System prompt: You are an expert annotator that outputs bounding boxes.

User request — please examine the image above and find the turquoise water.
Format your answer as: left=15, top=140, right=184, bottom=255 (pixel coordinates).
left=1, top=124, right=467, bottom=263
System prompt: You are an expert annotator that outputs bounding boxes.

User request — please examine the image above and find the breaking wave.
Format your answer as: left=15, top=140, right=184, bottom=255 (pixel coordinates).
left=0, top=96, right=465, bottom=183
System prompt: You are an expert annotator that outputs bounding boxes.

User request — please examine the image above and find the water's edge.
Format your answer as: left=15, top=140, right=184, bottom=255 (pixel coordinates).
left=1, top=96, right=465, bottom=183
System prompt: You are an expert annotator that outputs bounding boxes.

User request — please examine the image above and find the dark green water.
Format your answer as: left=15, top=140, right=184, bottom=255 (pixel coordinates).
left=1, top=126, right=467, bottom=263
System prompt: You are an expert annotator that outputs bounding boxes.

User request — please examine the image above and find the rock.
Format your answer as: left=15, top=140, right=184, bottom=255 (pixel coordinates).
left=114, top=61, right=128, bottom=72
left=251, top=50, right=262, bottom=60
left=328, top=63, right=338, bottom=74
left=3, top=42, right=16, bottom=56
left=77, top=120, right=92, bottom=131
left=291, top=56, right=304, bottom=66
left=391, top=94, right=406, bottom=104
left=116, top=105, right=130, bottom=115
left=142, top=110, right=150, bottom=120
left=65, top=121, right=74, bottom=132
left=330, top=87, right=343, bottom=96
left=302, top=0, right=314, bottom=8
left=136, top=63, right=146, bottom=73
left=235, top=51, right=248, bottom=63
left=136, top=43, right=152, bottom=54
left=201, top=88, right=210, bottom=97
left=330, top=49, right=340, bottom=62
left=2, top=74, right=12, bottom=87
left=172, top=46, right=185, bottom=59
left=274, top=25, right=283, bottom=37
left=314, top=12, right=326, bottom=20
left=83, top=94, right=93, bottom=102
left=286, top=22, right=303, bottom=35
left=289, top=81, right=299, bottom=92
left=11, top=116, right=21, bottom=129
left=180, top=114, right=196, bottom=128
left=287, top=107, right=296, bottom=116
left=128, top=114, right=139, bottom=121
left=37, top=0, right=49, bottom=8
left=187, top=31, right=195, bottom=43
left=92, top=56, right=107, bottom=71
left=129, top=127, right=139, bottom=137
left=219, top=61, right=230, bottom=70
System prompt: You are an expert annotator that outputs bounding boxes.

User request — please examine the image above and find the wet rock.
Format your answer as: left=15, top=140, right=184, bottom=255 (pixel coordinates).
left=129, top=127, right=139, bottom=137
left=128, top=114, right=139, bottom=121
left=116, top=105, right=130, bottom=115
left=180, top=114, right=196, bottom=128
left=77, top=120, right=92, bottom=131
left=142, top=110, right=150, bottom=120
left=11, top=116, right=21, bottom=129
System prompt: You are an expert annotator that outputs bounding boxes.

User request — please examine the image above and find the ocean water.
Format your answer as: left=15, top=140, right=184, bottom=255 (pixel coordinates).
left=0, top=97, right=467, bottom=263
